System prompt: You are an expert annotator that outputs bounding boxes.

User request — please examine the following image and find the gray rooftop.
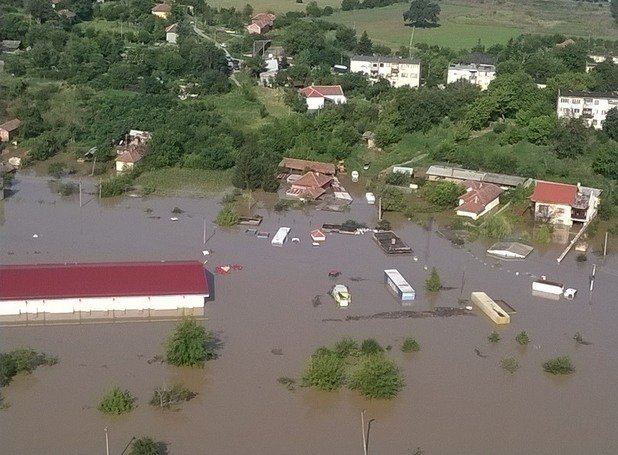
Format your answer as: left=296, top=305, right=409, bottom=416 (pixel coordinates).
left=487, top=242, right=534, bottom=258
left=351, top=55, right=421, bottom=65
left=426, top=165, right=525, bottom=187
left=448, top=62, right=496, bottom=71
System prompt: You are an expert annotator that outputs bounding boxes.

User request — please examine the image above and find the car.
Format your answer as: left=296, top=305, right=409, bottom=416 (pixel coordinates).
left=331, top=284, right=351, bottom=307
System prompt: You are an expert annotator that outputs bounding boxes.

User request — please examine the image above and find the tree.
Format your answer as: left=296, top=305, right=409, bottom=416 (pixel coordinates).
left=242, top=3, right=254, bottom=21
left=165, top=317, right=216, bottom=367
left=554, top=118, right=588, bottom=159
left=422, top=181, right=461, bottom=208
left=403, top=0, right=440, bottom=27
left=543, top=356, right=575, bottom=375
left=355, top=31, right=373, bottom=56
left=401, top=337, right=420, bottom=352
left=480, top=215, right=513, bottom=239
left=603, top=107, right=618, bottom=141
left=592, top=140, right=618, bottom=179
left=129, top=437, right=162, bottom=455
left=348, top=355, right=404, bottom=399
left=335, top=27, right=357, bottom=51
left=425, top=267, right=441, bottom=292
left=526, top=115, right=556, bottom=145
left=302, top=349, right=345, bottom=391
left=150, top=384, right=196, bottom=409
left=612, top=0, right=618, bottom=23
left=97, top=387, right=135, bottom=415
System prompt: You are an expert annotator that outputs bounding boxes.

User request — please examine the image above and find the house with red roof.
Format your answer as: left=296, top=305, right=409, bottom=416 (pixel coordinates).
left=279, top=157, right=336, bottom=176
left=151, top=3, right=171, bottom=19
left=456, top=180, right=503, bottom=220
left=115, top=129, right=151, bottom=174
left=286, top=171, right=333, bottom=200
left=246, top=12, right=276, bottom=34
left=0, top=261, right=209, bottom=318
left=530, top=180, right=601, bottom=226
left=300, top=85, right=347, bottom=110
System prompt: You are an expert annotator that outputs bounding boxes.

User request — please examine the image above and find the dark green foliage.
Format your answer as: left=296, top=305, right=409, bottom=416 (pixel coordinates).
left=554, top=118, right=588, bottom=159
left=97, top=387, right=135, bottom=415
left=488, top=331, right=501, bottom=343
left=515, top=331, right=530, bottom=345
left=0, top=348, right=58, bottom=387
left=165, top=317, right=216, bottom=367
left=422, top=181, right=462, bottom=208
left=379, top=186, right=406, bottom=212
left=543, top=356, right=575, bottom=375
left=424, top=267, right=441, bottom=292
left=150, top=384, right=196, bottom=408
left=403, top=0, right=441, bottom=27
left=129, top=437, right=162, bottom=455
left=333, top=337, right=359, bottom=358
left=592, top=140, right=618, bottom=179
left=355, top=31, right=373, bottom=56
left=349, top=356, right=404, bottom=399
left=302, top=349, right=345, bottom=391
left=401, top=337, right=420, bottom=353
left=385, top=172, right=410, bottom=186
left=100, top=173, right=135, bottom=198
left=360, top=338, right=384, bottom=355
left=215, top=205, right=239, bottom=227
left=603, top=108, right=618, bottom=141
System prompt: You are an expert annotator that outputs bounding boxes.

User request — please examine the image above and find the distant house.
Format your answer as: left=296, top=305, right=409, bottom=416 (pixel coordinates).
left=286, top=171, right=332, bottom=200
left=151, top=3, right=171, bottom=19
left=300, top=85, right=346, bottom=110
left=349, top=55, right=421, bottom=88
left=57, top=9, right=76, bottom=19
left=530, top=180, right=601, bottom=226
left=556, top=38, right=575, bottom=48
left=456, top=180, right=503, bottom=220
left=279, top=157, right=336, bottom=176
left=1, top=40, right=21, bottom=54
left=259, top=57, right=279, bottom=86
left=165, top=23, right=178, bottom=44
left=115, top=130, right=151, bottom=174
left=0, top=119, right=21, bottom=142
left=425, top=165, right=526, bottom=188
left=447, top=63, right=496, bottom=90
left=585, top=54, right=618, bottom=73
left=246, top=12, right=276, bottom=35
left=556, top=90, right=618, bottom=130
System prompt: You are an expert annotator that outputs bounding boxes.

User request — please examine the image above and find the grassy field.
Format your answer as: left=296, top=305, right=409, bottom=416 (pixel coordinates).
left=135, top=168, right=235, bottom=196
left=76, top=19, right=141, bottom=35
left=205, top=0, right=340, bottom=13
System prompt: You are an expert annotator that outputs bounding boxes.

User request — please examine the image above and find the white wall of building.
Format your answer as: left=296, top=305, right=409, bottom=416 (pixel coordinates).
left=557, top=93, right=618, bottom=129
left=534, top=202, right=573, bottom=226
left=447, top=64, right=496, bottom=90
left=305, top=95, right=346, bottom=110
left=0, top=294, right=208, bottom=316
left=350, top=58, right=420, bottom=88
left=456, top=197, right=500, bottom=220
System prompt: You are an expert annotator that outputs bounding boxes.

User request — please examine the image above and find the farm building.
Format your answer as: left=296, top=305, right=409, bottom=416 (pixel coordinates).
left=0, top=261, right=209, bottom=317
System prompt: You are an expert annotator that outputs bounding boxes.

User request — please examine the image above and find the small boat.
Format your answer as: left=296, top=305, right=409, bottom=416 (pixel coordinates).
left=331, top=284, right=351, bottom=308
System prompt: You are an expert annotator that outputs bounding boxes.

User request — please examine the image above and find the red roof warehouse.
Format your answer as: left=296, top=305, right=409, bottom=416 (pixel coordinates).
left=0, top=261, right=208, bottom=305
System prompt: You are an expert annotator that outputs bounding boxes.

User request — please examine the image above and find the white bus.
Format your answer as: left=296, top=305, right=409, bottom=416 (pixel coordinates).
left=384, top=269, right=415, bottom=302
left=271, top=227, right=291, bottom=247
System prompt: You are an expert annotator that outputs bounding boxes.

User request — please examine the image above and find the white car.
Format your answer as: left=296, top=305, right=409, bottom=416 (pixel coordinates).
left=563, top=288, right=577, bottom=300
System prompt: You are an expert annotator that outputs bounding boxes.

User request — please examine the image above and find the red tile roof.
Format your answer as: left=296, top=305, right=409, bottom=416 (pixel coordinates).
left=279, top=157, right=336, bottom=175
left=530, top=180, right=577, bottom=205
left=116, top=148, right=144, bottom=164
left=292, top=171, right=332, bottom=188
left=300, top=85, right=344, bottom=98
left=458, top=181, right=502, bottom=214
left=0, top=261, right=209, bottom=300
left=252, top=12, right=276, bottom=24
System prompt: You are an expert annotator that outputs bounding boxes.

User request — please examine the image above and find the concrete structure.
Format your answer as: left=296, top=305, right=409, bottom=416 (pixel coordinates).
left=426, top=165, right=525, bottom=188
left=165, top=23, right=178, bottom=44
left=447, top=63, right=496, bottom=90
left=279, top=157, right=336, bottom=176
left=246, top=12, right=275, bottom=35
left=0, top=118, right=21, bottom=142
left=557, top=90, right=618, bottom=129
left=349, top=55, right=421, bottom=88
left=456, top=180, right=503, bottom=220
left=585, top=55, right=618, bottom=73
left=471, top=292, right=510, bottom=325
left=1, top=40, right=21, bottom=54
left=151, top=3, right=171, bottom=19
left=530, top=180, right=601, bottom=226
left=0, top=261, right=209, bottom=316
left=300, top=85, right=346, bottom=110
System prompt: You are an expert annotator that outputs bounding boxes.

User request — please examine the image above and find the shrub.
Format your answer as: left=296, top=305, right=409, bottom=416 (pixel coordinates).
left=401, top=337, right=420, bottom=353
left=129, top=436, right=162, bottom=455
left=488, top=331, right=501, bottom=343
left=58, top=182, right=78, bottom=196
left=100, top=174, right=134, bottom=197
left=165, top=317, right=216, bottom=367
left=543, top=356, right=575, bottom=375
left=97, top=387, right=135, bottom=415
left=48, top=162, right=65, bottom=179
left=302, top=349, right=345, bottom=391
left=422, top=181, right=462, bottom=208
left=515, top=331, right=530, bottom=345
left=424, top=267, right=442, bottom=292
left=0, top=349, right=57, bottom=387
left=481, top=215, right=513, bottom=239
left=360, top=338, right=384, bottom=356
left=348, top=356, right=404, bottom=399
left=500, top=357, right=519, bottom=374
left=384, top=172, right=409, bottom=187
left=215, top=204, right=239, bottom=227
left=534, top=224, right=552, bottom=244
left=333, top=337, right=359, bottom=359
left=274, top=199, right=293, bottom=212
left=150, top=384, right=196, bottom=408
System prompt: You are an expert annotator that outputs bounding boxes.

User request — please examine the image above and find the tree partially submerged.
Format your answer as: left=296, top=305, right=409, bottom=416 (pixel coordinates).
left=424, top=267, right=442, bottom=292
left=349, top=356, right=404, bottom=399
left=129, top=436, right=163, bottom=455
left=302, top=349, right=345, bottom=391
left=97, top=387, right=135, bottom=415
left=150, top=384, right=196, bottom=409
left=543, top=356, right=575, bottom=375
left=165, top=317, right=217, bottom=367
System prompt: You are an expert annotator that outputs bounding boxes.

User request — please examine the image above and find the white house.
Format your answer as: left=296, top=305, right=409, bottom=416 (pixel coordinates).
left=259, top=57, right=279, bottom=86
left=456, top=180, right=503, bottom=220
left=349, top=55, right=421, bottom=88
left=447, top=63, right=496, bottom=90
left=165, top=23, right=178, bottom=44
left=585, top=54, right=618, bottom=73
left=556, top=90, right=618, bottom=129
left=530, top=180, right=601, bottom=226
left=300, top=85, right=347, bottom=110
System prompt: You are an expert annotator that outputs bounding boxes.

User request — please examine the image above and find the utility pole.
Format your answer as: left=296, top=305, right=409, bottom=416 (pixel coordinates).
left=99, top=178, right=102, bottom=199
left=104, top=427, right=109, bottom=455
left=603, top=232, right=608, bottom=262
left=378, top=197, right=382, bottom=221
left=79, top=180, right=82, bottom=207
left=91, top=156, right=96, bottom=176
left=361, top=410, right=368, bottom=455
left=203, top=218, right=206, bottom=245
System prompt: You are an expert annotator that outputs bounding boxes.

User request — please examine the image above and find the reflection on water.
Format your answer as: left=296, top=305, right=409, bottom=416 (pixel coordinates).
left=1, top=174, right=618, bottom=454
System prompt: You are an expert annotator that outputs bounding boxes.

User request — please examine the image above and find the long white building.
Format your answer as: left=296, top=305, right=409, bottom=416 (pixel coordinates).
left=556, top=90, right=618, bottom=129
left=447, top=63, right=496, bottom=90
left=349, top=55, right=421, bottom=88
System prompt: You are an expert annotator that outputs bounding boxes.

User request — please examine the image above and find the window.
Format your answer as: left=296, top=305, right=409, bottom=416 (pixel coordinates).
left=574, top=109, right=580, bottom=114
left=594, top=100, right=599, bottom=105
left=572, top=99, right=581, bottom=104
left=560, top=98, right=569, bottom=103
left=401, top=73, right=408, bottom=78
left=593, top=120, right=598, bottom=125
left=379, top=63, right=384, bottom=67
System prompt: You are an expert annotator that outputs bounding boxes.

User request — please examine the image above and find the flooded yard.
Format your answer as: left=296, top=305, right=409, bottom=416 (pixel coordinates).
left=1, top=173, right=618, bottom=454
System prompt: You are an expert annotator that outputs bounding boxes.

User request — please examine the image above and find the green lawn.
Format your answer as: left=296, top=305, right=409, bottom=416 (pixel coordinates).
left=135, top=168, right=234, bottom=196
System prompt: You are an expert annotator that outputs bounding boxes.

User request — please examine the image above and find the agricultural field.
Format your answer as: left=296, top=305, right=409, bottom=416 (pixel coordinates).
left=205, top=0, right=341, bottom=13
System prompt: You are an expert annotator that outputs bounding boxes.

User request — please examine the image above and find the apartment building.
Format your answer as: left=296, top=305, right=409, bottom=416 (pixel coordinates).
left=349, top=55, right=421, bottom=88
left=446, top=63, right=496, bottom=90
left=556, top=90, right=618, bottom=129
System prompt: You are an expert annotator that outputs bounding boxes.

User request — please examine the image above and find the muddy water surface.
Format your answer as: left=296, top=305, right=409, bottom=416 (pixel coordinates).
left=1, top=174, right=618, bottom=454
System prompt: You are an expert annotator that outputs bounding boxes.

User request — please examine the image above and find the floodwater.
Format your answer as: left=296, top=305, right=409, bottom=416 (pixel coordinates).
left=1, top=173, right=618, bottom=454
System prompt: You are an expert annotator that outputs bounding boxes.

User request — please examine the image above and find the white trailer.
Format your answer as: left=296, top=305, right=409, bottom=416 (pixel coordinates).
left=384, top=269, right=415, bottom=302
left=271, top=227, right=291, bottom=246
left=532, top=278, right=564, bottom=295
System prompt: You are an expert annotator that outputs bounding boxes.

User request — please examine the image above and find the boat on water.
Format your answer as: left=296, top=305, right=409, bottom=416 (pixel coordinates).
left=331, top=284, right=351, bottom=307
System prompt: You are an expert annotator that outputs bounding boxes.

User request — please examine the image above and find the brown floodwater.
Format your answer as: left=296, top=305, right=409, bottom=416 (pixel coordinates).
left=1, top=173, right=618, bottom=454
